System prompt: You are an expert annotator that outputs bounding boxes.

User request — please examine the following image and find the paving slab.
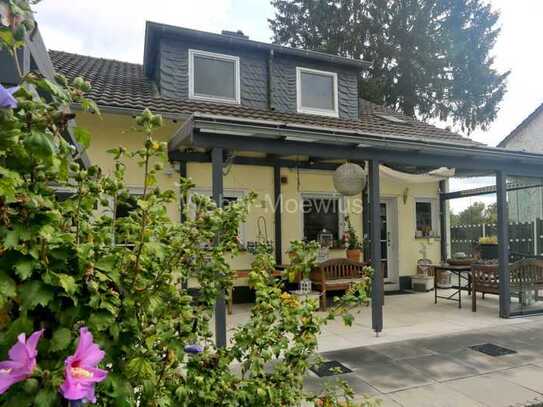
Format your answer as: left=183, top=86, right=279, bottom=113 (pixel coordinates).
left=369, top=341, right=436, bottom=360
left=321, top=347, right=393, bottom=369
left=350, top=360, right=434, bottom=393
left=445, top=374, right=541, bottom=407
left=447, top=348, right=520, bottom=373
left=389, top=383, right=485, bottom=407
left=303, top=372, right=379, bottom=396
left=400, top=353, right=479, bottom=382
left=417, top=333, right=501, bottom=355
left=494, top=365, right=543, bottom=394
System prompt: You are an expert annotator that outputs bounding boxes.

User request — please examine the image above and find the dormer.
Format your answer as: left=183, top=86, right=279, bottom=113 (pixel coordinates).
left=143, top=22, right=368, bottom=120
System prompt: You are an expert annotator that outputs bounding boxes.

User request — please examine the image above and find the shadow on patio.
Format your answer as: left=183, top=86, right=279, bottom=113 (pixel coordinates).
left=217, top=290, right=528, bottom=352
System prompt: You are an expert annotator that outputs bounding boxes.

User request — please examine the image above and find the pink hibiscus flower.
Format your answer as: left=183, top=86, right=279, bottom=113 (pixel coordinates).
left=60, top=327, right=108, bottom=404
left=0, top=330, right=43, bottom=394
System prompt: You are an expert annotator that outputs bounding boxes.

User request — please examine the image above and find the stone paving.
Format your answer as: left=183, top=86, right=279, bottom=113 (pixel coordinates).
left=305, top=319, right=543, bottom=406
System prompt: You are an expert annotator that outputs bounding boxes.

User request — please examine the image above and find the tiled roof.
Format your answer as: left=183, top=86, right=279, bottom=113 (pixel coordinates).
left=49, top=50, right=482, bottom=147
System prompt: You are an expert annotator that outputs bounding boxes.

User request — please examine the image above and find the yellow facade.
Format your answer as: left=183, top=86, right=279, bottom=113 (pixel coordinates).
left=77, top=111, right=442, bottom=285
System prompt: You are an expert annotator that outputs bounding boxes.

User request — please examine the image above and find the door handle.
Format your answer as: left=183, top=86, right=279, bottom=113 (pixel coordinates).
left=387, top=232, right=391, bottom=247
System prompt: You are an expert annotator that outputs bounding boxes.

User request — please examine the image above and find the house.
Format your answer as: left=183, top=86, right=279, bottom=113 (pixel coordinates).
left=46, top=23, right=484, bottom=290
left=7, top=21, right=543, bottom=342
left=498, top=103, right=543, bottom=224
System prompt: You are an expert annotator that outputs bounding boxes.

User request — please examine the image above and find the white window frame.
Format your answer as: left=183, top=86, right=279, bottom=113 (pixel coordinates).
left=296, top=67, right=339, bottom=117
left=300, top=192, right=345, bottom=242
left=188, top=49, right=241, bottom=104
left=414, top=198, right=440, bottom=236
left=188, top=188, right=247, bottom=243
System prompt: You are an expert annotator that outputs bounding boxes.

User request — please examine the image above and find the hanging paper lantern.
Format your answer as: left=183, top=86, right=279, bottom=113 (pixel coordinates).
left=333, top=162, right=367, bottom=196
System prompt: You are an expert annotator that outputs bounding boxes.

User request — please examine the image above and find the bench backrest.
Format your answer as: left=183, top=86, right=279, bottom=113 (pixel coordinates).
left=472, top=259, right=543, bottom=292
left=510, top=258, right=543, bottom=286
left=318, top=258, right=367, bottom=281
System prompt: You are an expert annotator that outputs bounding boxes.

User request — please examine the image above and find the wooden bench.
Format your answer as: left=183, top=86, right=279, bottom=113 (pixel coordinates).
left=310, top=258, right=370, bottom=310
left=471, top=259, right=543, bottom=312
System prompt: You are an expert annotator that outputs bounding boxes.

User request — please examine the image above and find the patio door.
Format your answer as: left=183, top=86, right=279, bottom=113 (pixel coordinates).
left=381, top=198, right=399, bottom=290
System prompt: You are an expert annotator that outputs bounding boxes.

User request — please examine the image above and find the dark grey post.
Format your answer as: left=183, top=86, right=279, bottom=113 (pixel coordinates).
left=273, top=165, right=283, bottom=265
left=179, top=161, right=187, bottom=223
left=439, top=180, right=448, bottom=262
left=212, top=147, right=227, bottom=346
left=496, top=171, right=510, bottom=318
left=369, top=160, right=383, bottom=333
left=179, top=161, right=188, bottom=290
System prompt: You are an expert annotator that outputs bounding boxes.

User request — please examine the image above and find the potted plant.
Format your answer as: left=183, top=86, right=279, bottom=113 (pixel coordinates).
left=343, top=216, right=363, bottom=262
left=287, top=240, right=320, bottom=293
left=479, top=236, right=498, bottom=260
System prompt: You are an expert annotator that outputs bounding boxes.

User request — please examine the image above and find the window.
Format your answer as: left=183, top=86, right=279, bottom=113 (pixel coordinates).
left=296, top=67, right=338, bottom=117
left=189, top=49, right=240, bottom=104
left=302, top=194, right=344, bottom=243
left=415, top=199, right=439, bottom=237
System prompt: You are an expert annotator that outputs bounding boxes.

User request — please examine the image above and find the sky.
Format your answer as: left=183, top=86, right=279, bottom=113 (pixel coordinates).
left=33, top=0, right=543, bottom=213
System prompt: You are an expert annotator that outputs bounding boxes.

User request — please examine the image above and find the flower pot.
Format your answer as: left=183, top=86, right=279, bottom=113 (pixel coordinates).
left=480, top=243, right=498, bottom=260
left=346, top=249, right=361, bottom=263
left=437, top=270, right=452, bottom=288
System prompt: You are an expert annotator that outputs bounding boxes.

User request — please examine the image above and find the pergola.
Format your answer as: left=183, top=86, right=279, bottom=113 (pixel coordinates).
left=168, top=112, right=543, bottom=347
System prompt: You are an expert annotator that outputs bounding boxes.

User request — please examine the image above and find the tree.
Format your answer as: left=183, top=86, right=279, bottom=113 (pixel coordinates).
left=450, top=201, right=496, bottom=226
left=269, top=0, right=509, bottom=133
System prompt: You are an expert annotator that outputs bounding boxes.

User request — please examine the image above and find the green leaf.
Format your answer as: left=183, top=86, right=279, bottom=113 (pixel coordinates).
left=23, top=130, right=55, bottom=160
left=342, top=313, right=354, bottom=327
left=73, top=126, right=91, bottom=149
left=34, top=388, right=59, bottom=407
left=35, top=78, right=69, bottom=102
left=127, top=357, right=155, bottom=381
left=0, top=27, right=15, bottom=47
left=88, top=311, right=115, bottom=331
left=49, top=327, right=72, bottom=352
left=0, top=271, right=17, bottom=302
left=19, top=280, right=54, bottom=310
left=95, top=254, right=116, bottom=273
left=57, top=273, right=77, bottom=295
left=14, top=257, right=35, bottom=280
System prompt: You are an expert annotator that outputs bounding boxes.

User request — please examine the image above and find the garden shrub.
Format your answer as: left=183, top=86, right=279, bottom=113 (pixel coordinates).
left=0, top=1, right=376, bottom=405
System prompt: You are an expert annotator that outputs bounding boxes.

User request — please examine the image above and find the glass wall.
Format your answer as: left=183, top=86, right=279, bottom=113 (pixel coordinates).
left=507, top=176, right=543, bottom=316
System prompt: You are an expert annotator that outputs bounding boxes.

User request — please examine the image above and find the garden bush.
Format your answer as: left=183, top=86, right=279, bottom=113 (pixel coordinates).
left=0, top=1, right=376, bottom=405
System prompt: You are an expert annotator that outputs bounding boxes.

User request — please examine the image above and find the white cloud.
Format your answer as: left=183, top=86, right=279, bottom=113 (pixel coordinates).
left=34, top=0, right=236, bottom=63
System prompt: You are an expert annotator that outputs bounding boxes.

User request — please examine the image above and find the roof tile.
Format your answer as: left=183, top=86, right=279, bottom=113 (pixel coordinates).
left=49, top=50, right=482, bottom=147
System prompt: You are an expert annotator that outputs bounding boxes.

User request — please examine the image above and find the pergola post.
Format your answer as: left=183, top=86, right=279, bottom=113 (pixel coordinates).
left=369, top=160, right=383, bottom=334
left=179, top=161, right=188, bottom=290
left=496, top=171, right=510, bottom=318
left=273, top=165, right=283, bottom=265
left=439, top=180, right=448, bottom=262
left=179, top=161, right=187, bottom=223
left=212, top=147, right=227, bottom=347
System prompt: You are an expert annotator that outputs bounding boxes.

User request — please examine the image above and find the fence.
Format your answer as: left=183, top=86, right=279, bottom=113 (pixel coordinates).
left=451, top=220, right=541, bottom=258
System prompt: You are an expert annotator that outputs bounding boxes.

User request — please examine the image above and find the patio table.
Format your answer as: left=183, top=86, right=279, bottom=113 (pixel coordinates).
left=433, top=264, right=472, bottom=308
